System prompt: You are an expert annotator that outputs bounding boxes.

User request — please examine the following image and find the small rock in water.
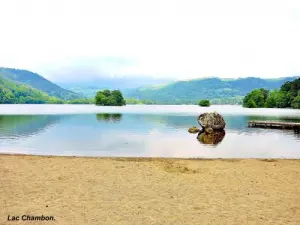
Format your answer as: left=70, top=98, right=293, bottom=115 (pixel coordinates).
left=188, top=127, right=200, bottom=133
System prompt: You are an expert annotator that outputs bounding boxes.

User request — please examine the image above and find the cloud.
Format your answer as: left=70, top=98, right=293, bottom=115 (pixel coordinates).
left=1, top=0, right=300, bottom=80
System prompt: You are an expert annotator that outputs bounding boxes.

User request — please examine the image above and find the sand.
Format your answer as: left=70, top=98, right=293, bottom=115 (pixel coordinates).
left=1, top=155, right=300, bottom=225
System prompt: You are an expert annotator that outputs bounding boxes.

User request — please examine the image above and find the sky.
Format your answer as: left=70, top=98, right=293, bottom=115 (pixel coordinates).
left=1, top=0, right=300, bottom=81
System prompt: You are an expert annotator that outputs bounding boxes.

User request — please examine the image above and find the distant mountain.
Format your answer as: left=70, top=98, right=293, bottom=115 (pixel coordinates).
left=58, top=77, right=173, bottom=98
left=0, top=68, right=81, bottom=100
left=124, top=77, right=300, bottom=104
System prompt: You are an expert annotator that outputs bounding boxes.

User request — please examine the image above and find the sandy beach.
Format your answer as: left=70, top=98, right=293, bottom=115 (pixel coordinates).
left=1, top=155, right=300, bottom=225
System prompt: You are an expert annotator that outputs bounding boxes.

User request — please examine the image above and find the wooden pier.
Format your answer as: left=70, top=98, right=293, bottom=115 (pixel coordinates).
left=248, top=121, right=300, bottom=129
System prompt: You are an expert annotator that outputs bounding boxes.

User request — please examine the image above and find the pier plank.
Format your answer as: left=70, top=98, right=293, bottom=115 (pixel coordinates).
left=248, top=121, right=300, bottom=129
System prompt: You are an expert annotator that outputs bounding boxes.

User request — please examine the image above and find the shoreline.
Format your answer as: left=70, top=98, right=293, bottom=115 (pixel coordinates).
left=1, top=153, right=300, bottom=160
left=1, top=154, right=300, bottom=224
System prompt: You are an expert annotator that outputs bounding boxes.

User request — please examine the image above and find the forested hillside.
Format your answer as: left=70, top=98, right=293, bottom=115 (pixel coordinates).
left=0, top=75, right=63, bottom=104
left=124, top=77, right=299, bottom=104
left=0, top=68, right=81, bottom=100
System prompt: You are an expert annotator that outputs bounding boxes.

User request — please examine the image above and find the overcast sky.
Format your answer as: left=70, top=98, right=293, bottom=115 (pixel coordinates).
left=1, top=0, right=300, bottom=81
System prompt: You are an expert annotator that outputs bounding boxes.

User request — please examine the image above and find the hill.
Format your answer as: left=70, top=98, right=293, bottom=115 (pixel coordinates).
left=0, top=75, right=63, bottom=104
left=124, top=77, right=299, bottom=104
left=58, top=77, right=173, bottom=98
left=0, top=68, right=81, bottom=100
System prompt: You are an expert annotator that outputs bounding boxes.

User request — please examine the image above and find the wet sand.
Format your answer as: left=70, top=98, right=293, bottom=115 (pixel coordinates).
left=1, top=155, right=300, bottom=225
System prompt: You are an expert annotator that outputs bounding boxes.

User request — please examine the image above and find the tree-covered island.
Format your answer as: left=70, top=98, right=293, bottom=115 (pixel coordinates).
left=243, top=78, right=300, bottom=109
left=95, top=90, right=126, bottom=106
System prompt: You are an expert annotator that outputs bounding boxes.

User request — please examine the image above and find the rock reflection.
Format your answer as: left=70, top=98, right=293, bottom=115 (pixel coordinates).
left=96, top=113, right=122, bottom=123
left=197, top=130, right=226, bottom=145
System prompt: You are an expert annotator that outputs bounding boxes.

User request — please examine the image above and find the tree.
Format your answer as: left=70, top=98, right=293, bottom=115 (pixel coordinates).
left=102, top=89, right=111, bottom=97
left=265, top=90, right=278, bottom=108
left=198, top=99, right=210, bottom=107
left=95, top=90, right=126, bottom=106
left=95, top=92, right=107, bottom=105
left=280, top=79, right=300, bottom=101
left=291, top=96, right=300, bottom=109
left=260, top=88, right=269, bottom=102
left=275, top=91, right=290, bottom=108
left=280, top=81, right=292, bottom=92
left=243, top=89, right=268, bottom=108
left=252, top=89, right=266, bottom=107
left=244, top=78, right=300, bottom=109
left=111, top=90, right=126, bottom=106
left=247, top=99, right=257, bottom=108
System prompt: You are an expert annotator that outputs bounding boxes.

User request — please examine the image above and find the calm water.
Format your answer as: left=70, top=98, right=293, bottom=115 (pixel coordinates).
left=0, top=105, right=299, bottom=158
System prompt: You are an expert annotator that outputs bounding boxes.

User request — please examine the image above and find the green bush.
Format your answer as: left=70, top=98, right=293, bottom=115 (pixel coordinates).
left=198, top=99, right=210, bottom=107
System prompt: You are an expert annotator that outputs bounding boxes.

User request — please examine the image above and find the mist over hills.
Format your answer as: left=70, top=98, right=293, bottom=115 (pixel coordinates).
left=57, top=76, right=173, bottom=98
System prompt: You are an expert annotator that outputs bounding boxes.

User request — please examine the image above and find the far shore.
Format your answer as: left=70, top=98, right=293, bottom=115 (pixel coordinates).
left=1, top=154, right=300, bottom=225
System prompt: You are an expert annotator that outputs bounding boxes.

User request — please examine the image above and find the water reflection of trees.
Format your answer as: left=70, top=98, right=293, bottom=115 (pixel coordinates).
left=96, top=113, right=122, bottom=122
left=0, top=115, right=67, bottom=139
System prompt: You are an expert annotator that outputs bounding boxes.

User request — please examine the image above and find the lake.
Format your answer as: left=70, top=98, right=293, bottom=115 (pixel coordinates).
left=0, top=104, right=299, bottom=158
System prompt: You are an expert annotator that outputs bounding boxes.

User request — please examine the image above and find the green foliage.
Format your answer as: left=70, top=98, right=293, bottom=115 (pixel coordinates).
left=280, top=81, right=292, bottom=92
left=198, top=99, right=210, bottom=107
left=243, top=88, right=268, bottom=108
left=243, top=78, right=300, bottom=109
left=66, top=98, right=95, bottom=104
left=95, top=89, right=126, bottom=106
left=247, top=99, right=257, bottom=108
left=265, top=90, right=278, bottom=108
left=0, top=70, right=124, bottom=105
left=210, top=96, right=243, bottom=105
left=125, top=98, right=155, bottom=105
left=291, top=96, right=300, bottom=109
left=275, top=91, right=290, bottom=108
left=125, top=77, right=298, bottom=105
left=0, top=67, right=81, bottom=100
left=259, top=88, right=270, bottom=102
left=0, top=76, right=64, bottom=104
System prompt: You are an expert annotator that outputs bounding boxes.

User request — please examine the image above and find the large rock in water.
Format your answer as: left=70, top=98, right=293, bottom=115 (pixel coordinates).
left=197, top=112, right=226, bottom=131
